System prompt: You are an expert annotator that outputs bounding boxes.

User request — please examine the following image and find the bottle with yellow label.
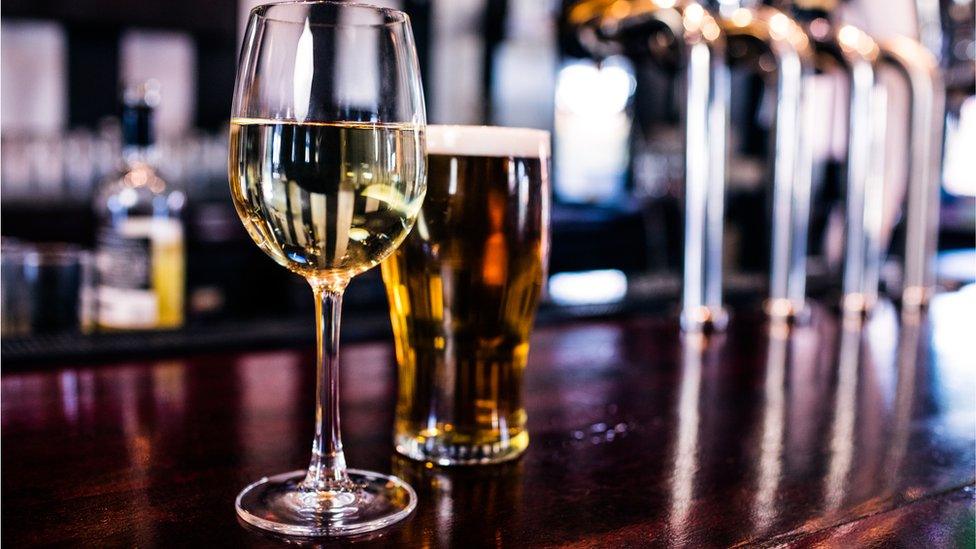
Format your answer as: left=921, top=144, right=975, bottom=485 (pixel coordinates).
left=93, top=82, right=185, bottom=330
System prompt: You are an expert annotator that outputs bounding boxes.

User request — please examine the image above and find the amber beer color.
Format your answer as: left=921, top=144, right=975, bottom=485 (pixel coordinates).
left=382, top=125, right=551, bottom=465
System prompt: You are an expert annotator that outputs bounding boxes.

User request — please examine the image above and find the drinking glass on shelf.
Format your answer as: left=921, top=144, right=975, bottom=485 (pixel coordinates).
left=229, top=1, right=427, bottom=537
left=1, top=242, right=87, bottom=335
left=1, top=240, right=32, bottom=336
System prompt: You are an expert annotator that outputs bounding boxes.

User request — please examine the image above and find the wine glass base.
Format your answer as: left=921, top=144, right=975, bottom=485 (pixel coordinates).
left=235, top=469, right=417, bottom=537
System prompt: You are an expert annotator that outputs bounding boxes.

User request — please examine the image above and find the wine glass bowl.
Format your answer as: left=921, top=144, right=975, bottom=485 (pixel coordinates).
left=228, top=1, right=426, bottom=537
left=229, top=119, right=426, bottom=281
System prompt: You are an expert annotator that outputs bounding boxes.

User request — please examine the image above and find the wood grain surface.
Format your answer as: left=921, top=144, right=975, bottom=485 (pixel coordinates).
left=3, top=294, right=974, bottom=547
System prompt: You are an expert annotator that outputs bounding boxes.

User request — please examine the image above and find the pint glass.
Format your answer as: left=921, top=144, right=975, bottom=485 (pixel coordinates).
left=382, top=125, right=551, bottom=465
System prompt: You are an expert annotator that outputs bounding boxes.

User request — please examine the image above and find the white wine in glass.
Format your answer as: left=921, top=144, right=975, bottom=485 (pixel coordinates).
left=229, top=2, right=427, bottom=537
left=230, top=119, right=424, bottom=279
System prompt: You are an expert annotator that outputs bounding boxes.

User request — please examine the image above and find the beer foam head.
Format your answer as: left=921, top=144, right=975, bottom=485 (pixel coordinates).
left=427, top=125, right=550, bottom=158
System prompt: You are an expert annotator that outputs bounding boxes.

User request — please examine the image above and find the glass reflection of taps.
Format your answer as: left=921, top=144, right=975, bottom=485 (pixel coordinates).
left=751, top=319, right=789, bottom=534
left=883, top=310, right=924, bottom=494
left=670, top=332, right=724, bottom=538
left=568, top=0, right=731, bottom=332
left=778, top=0, right=883, bottom=317
left=392, top=456, right=524, bottom=547
left=708, top=0, right=816, bottom=323
left=822, top=314, right=863, bottom=512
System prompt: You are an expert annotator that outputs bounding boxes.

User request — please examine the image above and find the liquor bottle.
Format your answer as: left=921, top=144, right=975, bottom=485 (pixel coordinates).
left=93, top=83, right=185, bottom=330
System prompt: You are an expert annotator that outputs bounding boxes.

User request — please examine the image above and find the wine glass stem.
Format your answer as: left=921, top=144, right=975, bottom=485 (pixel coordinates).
left=303, top=279, right=350, bottom=491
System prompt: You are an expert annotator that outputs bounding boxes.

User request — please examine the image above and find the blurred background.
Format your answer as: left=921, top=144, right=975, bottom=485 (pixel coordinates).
left=1, top=0, right=973, bottom=364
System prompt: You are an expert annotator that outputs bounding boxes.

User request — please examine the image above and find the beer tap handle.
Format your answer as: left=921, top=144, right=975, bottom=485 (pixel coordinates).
left=833, top=26, right=881, bottom=316
left=682, top=5, right=730, bottom=332
left=567, top=1, right=733, bottom=330
left=861, top=83, right=888, bottom=313
left=878, top=36, right=944, bottom=310
left=718, top=7, right=817, bottom=321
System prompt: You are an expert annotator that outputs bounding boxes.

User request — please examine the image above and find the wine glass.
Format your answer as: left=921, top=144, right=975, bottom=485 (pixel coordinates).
left=229, top=1, right=426, bottom=537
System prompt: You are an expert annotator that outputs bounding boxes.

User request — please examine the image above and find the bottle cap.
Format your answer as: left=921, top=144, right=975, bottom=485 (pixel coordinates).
left=121, top=80, right=160, bottom=148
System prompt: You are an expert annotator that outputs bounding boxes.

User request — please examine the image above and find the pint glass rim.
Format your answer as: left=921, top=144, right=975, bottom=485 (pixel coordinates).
left=427, top=124, right=551, bottom=158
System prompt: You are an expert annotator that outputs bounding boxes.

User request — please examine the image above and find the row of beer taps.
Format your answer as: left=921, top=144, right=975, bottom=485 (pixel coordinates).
left=568, top=0, right=945, bottom=331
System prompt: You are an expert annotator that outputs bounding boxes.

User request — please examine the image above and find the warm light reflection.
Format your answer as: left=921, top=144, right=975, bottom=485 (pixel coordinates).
left=766, top=298, right=796, bottom=321
left=607, top=0, right=632, bottom=22
left=125, top=166, right=149, bottom=187
left=730, top=7, right=752, bottom=28
left=682, top=2, right=721, bottom=43
left=837, top=25, right=861, bottom=49
left=683, top=3, right=704, bottom=29
left=148, top=177, right=165, bottom=193
left=768, top=13, right=792, bottom=41
left=567, top=0, right=610, bottom=26
left=702, top=20, right=721, bottom=42
left=837, top=24, right=879, bottom=58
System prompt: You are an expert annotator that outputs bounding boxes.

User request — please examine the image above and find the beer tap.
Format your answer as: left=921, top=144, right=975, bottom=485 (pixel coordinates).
left=876, top=38, right=944, bottom=311
left=707, top=0, right=817, bottom=322
left=567, top=0, right=731, bottom=332
left=781, top=0, right=882, bottom=317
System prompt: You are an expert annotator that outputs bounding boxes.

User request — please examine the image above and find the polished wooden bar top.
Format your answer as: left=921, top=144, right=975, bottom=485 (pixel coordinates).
left=3, top=292, right=974, bottom=547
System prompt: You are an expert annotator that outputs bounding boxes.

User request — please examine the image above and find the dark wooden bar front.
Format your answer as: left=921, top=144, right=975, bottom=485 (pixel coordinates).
left=3, top=292, right=974, bottom=547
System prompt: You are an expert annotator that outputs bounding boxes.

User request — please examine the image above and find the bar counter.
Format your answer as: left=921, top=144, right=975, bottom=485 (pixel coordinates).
left=3, top=291, right=974, bottom=546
